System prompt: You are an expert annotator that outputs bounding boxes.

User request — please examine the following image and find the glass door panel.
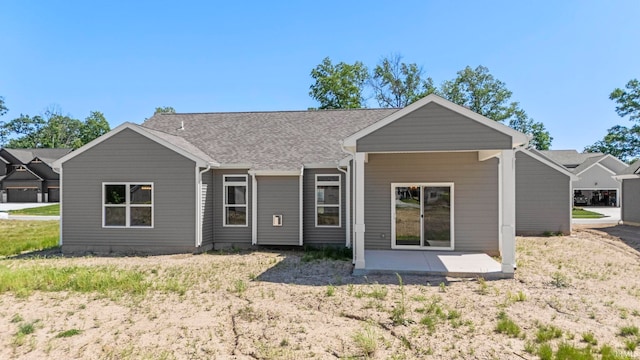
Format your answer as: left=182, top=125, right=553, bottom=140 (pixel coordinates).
left=423, top=186, right=451, bottom=248
left=394, top=186, right=421, bottom=246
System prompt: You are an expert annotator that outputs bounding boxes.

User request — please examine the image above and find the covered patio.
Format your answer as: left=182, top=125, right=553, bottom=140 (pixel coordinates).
left=354, top=250, right=511, bottom=279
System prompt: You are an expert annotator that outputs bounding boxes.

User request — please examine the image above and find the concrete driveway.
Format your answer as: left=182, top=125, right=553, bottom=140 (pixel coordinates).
left=572, top=206, right=621, bottom=225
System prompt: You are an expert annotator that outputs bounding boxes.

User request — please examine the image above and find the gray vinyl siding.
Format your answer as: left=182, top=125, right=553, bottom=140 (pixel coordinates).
left=364, top=152, right=499, bottom=254
left=201, top=170, right=214, bottom=248
left=212, top=169, right=252, bottom=247
left=515, top=151, right=571, bottom=235
left=574, top=164, right=621, bottom=189
left=622, top=178, right=640, bottom=225
left=61, top=128, right=198, bottom=254
left=357, top=102, right=512, bottom=152
left=256, top=176, right=300, bottom=245
left=303, top=168, right=346, bottom=246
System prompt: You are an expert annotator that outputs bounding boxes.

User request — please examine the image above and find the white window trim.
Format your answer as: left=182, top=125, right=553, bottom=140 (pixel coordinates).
left=102, top=182, right=154, bottom=228
left=223, top=175, right=248, bottom=227
left=315, top=174, right=341, bottom=228
left=390, top=182, right=454, bottom=251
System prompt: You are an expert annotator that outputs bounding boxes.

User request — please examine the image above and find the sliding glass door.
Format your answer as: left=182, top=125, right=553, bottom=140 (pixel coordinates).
left=392, top=183, right=454, bottom=250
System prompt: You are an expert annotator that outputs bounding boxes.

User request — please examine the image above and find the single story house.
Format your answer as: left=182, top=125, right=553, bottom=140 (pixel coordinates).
left=541, top=150, right=628, bottom=207
left=53, top=95, right=574, bottom=274
left=615, top=162, right=640, bottom=226
left=0, top=148, right=72, bottom=203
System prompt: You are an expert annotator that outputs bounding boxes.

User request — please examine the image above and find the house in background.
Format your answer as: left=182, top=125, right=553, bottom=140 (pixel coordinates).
left=53, top=95, right=574, bottom=275
left=615, top=162, right=640, bottom=226
left=0, top=148, right=71, bottom=203
left=541, top=150, right=628, bottom=207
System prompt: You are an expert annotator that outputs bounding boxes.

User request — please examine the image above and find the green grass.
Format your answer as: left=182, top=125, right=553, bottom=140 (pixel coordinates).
left=0, top=220, right=59, bottom=256
left=0, top=264, right=152, bottom=298
left=495, top=311, right=521, bottom=338
left=56, top=329, right=82, bottom=338
left=9, top=204, right=60, bottom=216
left=572, top=207, right=605, bottom=219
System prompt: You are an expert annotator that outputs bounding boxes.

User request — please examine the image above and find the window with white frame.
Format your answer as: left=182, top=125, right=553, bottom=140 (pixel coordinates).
left=223, top=175, right=248, bottom=226
left=103, top=183, right=153, bottom=227
left=316, top=174, right=341, bottom=227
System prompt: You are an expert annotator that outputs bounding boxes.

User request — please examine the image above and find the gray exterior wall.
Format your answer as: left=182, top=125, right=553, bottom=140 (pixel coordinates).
left=212, top=169, right=252, bottom=248
left=357, top=102, right=512, bottom=153
left=303, top=168, right=347, bottom=247
left=363, top=152, right=499, bottom=254
left=622, top=178, right=640, bottom=225
left=574, top=164, right=621, bottom=190
left=515, top=151, right=571, bottom=235
left=256, top=176, right=300, bottom=245
left=62, top=128, right=199, bottom=254
left=201, top=170, right=214, bottom=248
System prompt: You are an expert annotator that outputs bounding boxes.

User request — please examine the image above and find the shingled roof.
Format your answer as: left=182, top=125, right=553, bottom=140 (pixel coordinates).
left=539, top=150, right=603, bottom=168
left=142, top=109, right=399, bottom=171
left=1, top=148, right=72, bottom=166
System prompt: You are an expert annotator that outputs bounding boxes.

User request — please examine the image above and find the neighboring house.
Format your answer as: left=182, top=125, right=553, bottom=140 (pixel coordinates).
left=541, top=150, right=628, bottom=207
left=53, top=95, right=573, bottom=274
left=0, top=148, right=72, bottom=203
left=615, top=162, right=640, bottom=226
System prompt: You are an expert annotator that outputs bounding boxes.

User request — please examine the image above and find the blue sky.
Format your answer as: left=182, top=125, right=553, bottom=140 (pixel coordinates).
left=1, top=0, right=638, bottom=150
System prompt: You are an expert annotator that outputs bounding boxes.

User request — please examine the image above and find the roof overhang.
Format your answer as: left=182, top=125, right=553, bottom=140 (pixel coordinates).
left=53, top=122, right=219, bottom=170
left=614, top=174, right=640, bottom=180
left=341, top=94, right=529, bottom=151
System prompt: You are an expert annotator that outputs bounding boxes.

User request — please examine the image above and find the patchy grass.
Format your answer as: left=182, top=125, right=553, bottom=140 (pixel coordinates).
left=0, top=220, right=59, bottom=256
left=572, top=207, right=605, bottom=218
left=9, top=204, right=60, bottom=216
left=0, top=264, right=185, bottom=298
left=0, top=230, right=639, bottom=359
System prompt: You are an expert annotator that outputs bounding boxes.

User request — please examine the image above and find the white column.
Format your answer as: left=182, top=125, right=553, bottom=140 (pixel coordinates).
left=354, top=152, right=366, bottom=270
left=500, top=149, right=516, bottom=273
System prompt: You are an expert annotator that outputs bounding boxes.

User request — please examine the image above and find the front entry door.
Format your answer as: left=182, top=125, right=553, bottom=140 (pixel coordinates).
left=392, top=183, right=454, bottom=250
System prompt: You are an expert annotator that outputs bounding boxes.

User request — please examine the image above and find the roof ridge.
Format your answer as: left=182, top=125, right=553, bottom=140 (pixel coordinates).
left=157, top=108, right=399, bottom=116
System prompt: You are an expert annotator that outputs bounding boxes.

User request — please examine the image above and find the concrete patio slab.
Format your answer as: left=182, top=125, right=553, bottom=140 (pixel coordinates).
left=357, top=250, right=510, bottom=279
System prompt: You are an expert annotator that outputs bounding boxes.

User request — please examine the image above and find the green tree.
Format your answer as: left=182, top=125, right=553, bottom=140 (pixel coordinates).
left=80, top=111, right=110, bottom=145
left=2, top=108, right=109, bottom=149
left=0, top=96, right=7, bottom=117
left=610, top=79, right=640, bottom=121
left=439, top=65, right=552, bottom=150
left=0, top=96, right=8, bottom=145
left=154, top=106, right=176, bottom=114
left=309, top=57, right=369, bottom=109
left=586, top=79, right=640, bottom=162
left=370, top=54, right=436, bottom=108
left=584, top=125, right=640, bottom=162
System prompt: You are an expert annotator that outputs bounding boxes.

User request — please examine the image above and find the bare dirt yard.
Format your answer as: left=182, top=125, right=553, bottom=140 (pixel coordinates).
left=1, top=226, right=640, bottom=359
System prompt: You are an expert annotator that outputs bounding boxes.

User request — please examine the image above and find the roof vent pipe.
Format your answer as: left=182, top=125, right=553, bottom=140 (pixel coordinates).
left=179, top=121, right=184, bottom=131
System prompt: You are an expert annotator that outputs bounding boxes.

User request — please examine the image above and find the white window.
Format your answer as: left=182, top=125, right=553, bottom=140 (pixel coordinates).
left=103, top=183, right=153, bottom=228
left=316, top=174, right=341, bottom=227
left=223, top=175, right=248, bottom=226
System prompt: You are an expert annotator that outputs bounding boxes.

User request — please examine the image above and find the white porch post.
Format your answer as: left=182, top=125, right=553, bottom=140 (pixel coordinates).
left=500, top=149, right=516, bottom=273
left=354, top=152, right=366, bottom=270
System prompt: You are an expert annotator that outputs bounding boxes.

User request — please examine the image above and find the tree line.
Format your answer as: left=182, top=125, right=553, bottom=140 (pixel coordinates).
left=309, top=55, right=552, bottom=150
left=584, top=79, right=640, bottom=162
left=0, top=98, right=110, bottom=149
